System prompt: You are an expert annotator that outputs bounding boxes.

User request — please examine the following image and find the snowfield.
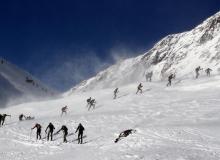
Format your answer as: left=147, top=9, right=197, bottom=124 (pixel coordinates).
left=1, top=75, right=220, bottom=160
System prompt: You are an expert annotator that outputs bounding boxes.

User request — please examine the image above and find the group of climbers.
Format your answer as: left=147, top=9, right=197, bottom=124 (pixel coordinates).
left=31, top=122, right=85, bottom=144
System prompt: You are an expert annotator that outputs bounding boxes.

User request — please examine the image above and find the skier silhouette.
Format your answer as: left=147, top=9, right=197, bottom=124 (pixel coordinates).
left=61, top=106, right=68, bottom=116
left=31, top=123, right=42, bottom=140
left=88, top=99, right=96, bottom=111
left=136, top=83, right=143, bottom=94
left=145, top=71, right=153, bottom=82
left=195, top=66, right=203, bottom=79
left=167, top=74, right=175, bottom=87
left=86, top=97, right=92, bottom=107
left=19, top=114, right=26, bottom=121
left=75, top=123, right=85, bottom=144
left=0, top=114, right=11, bottom=126
left=45, top=122, right=55, bottom=141
left=205, top=68, right=212, bottom=77
left=113, top=88, right=119, bottom=99
left=56, top=125, right=68, bottom=143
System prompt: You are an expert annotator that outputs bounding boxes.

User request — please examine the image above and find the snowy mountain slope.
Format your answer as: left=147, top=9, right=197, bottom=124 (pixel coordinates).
left=1, top=76, right=220, bottom=159
left=68, top=11, right=220, bottom=93
left=0, top=58, right=58, bottom=107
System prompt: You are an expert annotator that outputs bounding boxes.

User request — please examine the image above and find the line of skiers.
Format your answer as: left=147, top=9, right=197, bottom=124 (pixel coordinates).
left=31, top=122, right=85, bottom=144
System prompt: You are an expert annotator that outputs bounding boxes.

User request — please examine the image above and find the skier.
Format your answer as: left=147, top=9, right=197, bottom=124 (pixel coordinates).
left=205, top=68, right=212, bottom=77
left=145, top=71, right=153, bottom=82
left=86, top=97, right=92, bottom=107
left=113, top=88, right=119, bottom=99
left=88, top=99, right=96, bottom=111
left=31, top=123, right=42, bottom=140
left=19, top=114, right=26, bottom=121
left=45, top=122, right=55, bottom=141
left=56, top=125, right=68, bottom=143
left=195, top=66, right=203, bottom=79
left=136, top=83, right=143, bottom=94
left=1, top=114, right=11, bottom=125
left=167, top=74, right=175, bottom=87
left=75, top=123, right=85, bottom=144
left=61, top=106, right=68, bottom=116
left=115, top=129, right=136, bottom=143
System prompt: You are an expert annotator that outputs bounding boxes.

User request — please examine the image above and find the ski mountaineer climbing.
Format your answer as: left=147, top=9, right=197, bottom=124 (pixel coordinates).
left=115, top=129, right=136, bottom=143
left=19, top=114, right=26, bottom=121
left=167, top=74, right=175, bottom=87
left=61, top=106, right=68, bottom=116
left=113, top=88, right=119, bottom=99
left=45, top=122, right=55, bottom=141
left=88, top=99, right=96, bottom=111
left=1, top=114, right=11, bottom=125
left=56, top=125, right=68, bottom=143
left=195, top=66, right=203, bottom=79
left=136, top=83, right=143, bottom=94
left=145, top=71, right=153, bottom=82
left=31, top=123, right=42, bottom=140
left=86, top=97, right=92, bottom=107
left=75, top=123, right=85, bottom=144
left=205, top=68, right=212, bottom=77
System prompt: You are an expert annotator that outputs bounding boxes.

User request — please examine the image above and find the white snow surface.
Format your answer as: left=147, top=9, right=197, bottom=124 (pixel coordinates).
left=68, top=11, right=220, bottom=94
left=1, top=75, right=220, bottom=160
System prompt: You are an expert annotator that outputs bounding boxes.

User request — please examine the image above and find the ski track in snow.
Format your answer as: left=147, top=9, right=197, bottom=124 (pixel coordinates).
left=1, top=76, right=220, bottom=159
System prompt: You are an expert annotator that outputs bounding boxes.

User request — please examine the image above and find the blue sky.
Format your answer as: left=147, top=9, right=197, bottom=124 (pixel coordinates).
left=0, top=0, right=219, bottom=91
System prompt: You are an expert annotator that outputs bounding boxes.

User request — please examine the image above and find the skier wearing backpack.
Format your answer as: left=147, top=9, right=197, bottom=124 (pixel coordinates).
left=113, top=88, right=119, bottom=99
left=56, top=125, right=68, bottom=143
left=45, top=122, right=55, bottom=141
left=1, top=114, right=11, bottom=125
left=195, top=66, right=203, bottom=79
left=205, top=68, right=212, bottom=77
left=88, top=99, right=96, bottom=111
left=86, top=97, right=92, bottom=107
left=75, top=123, right=85, bottom=144
left=167, top=74, right=175, bottom=87
left=136, top=83, right=143, bottom=94
left=31, top=123, right=42, bottom=140
left=61, top=106, right=68, bottom=116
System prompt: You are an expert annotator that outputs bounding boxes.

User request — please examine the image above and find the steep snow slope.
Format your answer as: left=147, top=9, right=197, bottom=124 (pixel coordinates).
left=69, top=11, right=220, bottom=93
left=1, top=76, right=220, bottom=159
left=0, top=58, right=58, bottom=107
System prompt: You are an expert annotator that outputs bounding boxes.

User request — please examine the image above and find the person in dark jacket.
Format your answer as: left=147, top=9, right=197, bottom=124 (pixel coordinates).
left=1, top=114, right=11, bottom=125
left=88, top=99, right=96, bottom=111
left=167, top=74, right=175, bottom=87
left=45, top=122, right=55, bottom=141
left=195, top=66, right=203, bottom=79
left=113, top=88, right=119, bottom=99
left=205, top=68, right=212, bottom=77
left=115, top=129, right=136, bottom=143
left=19, top=114, right=26, bottom=121
left=86, top=97, right=92, bottom=107
left=56, top=125, right=68, bottom=143
left=136, top=83, right=143, bottom=94
left=31, top=123, right=42, bottom=140
left=75, top=123, right=85, bottom=144
left=61, top=106, right=68, bottom=116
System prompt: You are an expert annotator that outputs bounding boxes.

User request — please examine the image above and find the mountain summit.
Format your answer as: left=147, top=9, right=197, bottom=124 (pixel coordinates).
left=69, top=11, right=220, bottom=93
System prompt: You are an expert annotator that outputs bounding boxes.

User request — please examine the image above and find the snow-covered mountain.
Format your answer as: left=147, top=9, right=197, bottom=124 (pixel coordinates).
left=0, top=58, right=58, bottom=107
left=69, top=11, right=220, bottom=93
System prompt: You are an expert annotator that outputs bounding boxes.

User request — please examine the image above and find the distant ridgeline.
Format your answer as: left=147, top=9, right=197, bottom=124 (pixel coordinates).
left=0, top=57, right=59, bottom=107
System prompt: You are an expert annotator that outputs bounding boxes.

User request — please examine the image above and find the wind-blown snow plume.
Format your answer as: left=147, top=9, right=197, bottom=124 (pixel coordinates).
left=68, top=11, right=220, bottom=94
